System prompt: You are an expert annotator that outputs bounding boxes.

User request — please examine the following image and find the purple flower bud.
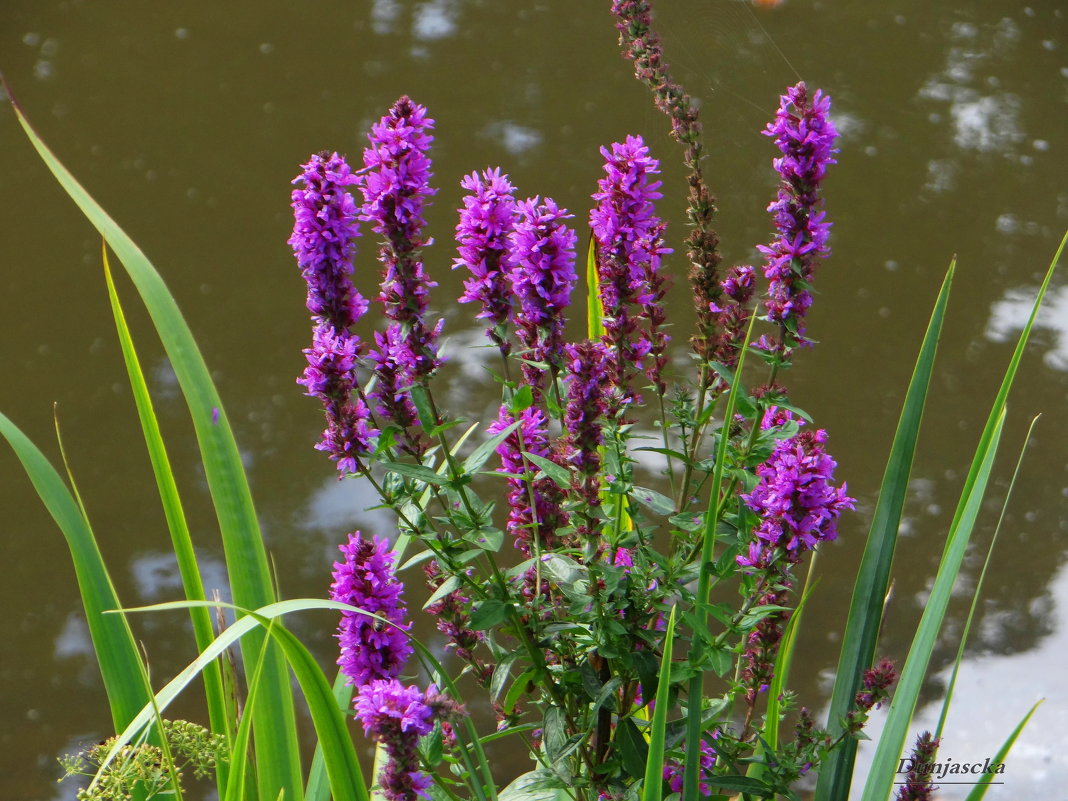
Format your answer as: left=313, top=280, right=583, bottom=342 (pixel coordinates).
left=895, top=731, right=942, bottom=801
left=563, top=341, right=610, bottom=507
left=330, top=533, right=413, bottom=687
left=507, top=197, right=577, bottom=395
left=663, top=736, right=717, bottom=795
left=758, top=82, right=838, bottom=350
left=455, top=168, right=518, bottom=356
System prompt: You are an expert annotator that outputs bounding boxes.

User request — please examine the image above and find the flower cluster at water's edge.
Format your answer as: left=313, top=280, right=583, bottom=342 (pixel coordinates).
left=758, top=81, right=838, bottom=352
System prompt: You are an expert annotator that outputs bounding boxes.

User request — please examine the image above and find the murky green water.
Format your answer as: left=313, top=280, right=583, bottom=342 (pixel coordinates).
left=1, top=1, right=1065, bottom=798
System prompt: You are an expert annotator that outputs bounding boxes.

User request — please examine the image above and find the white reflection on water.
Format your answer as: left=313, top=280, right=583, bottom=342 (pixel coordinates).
left=413, top=0, right=459, bottom=42
left=479, top=120, right=544, bottom=157
left=918, top=17, right=1027, bottom=157
left=300, top=473, right=394, bottom=539
left=849, top=565, right=1068, bottom=799
left=986, top=284, right=1068, bottom=371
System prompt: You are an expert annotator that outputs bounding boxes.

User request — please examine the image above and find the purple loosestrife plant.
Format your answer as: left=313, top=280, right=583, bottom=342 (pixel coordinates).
left=895, top=732, right=941, bottom=801
left=590, top=135, right=671, bottom=407
left=455, top=168, right=518, bottom=360
left=507, top=197, right=578, bottom=398
left=290, top=152, right=378, bottom=474
left=330, top=532, right=413, bottom=687
left=758, top=81, right=838, bottom=354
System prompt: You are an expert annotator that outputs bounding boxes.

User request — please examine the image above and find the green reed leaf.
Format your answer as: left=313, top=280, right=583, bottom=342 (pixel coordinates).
left=9, top=94, right=303, bottom=801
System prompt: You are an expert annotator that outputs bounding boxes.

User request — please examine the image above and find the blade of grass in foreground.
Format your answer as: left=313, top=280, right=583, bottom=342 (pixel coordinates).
left=861, top=234, right=1063, bottom=801
left=963, top=699, right=1043, bottom=801
left=103, top=244, right=233, bottom=790
left=815, top=262, right=954, bottom=800
left=642, top=605, right=676, bottom=801
left=0, top=412, right=151, bottom=732
left=7, top=88, right=303, bottom=801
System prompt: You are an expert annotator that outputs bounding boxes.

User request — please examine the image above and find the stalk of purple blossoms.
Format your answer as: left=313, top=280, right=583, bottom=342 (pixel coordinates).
left=360, top=96, right=443, bottom=435
left=354, top=679, right=435, bottom=801
left=738, top=419, right=855, bottom=570
left=455, top=168, right=518, bottom=360
left=290, top=152, right=378, bottom=474
left=590, top=135, right=671, bottom=408
left=487, top=405, right=568, bottom=554
left=508, top=197, right=577, bottom=399
left=330, top=533, right=413, bottom=687
left=708, top=264, right=756, bottom=385
left=611, top=0, right=723, bottom=378
left=740, top=576, right=792, bottom=709
left=562, top=341, right=610, bottom=512
left=758, top=82, right=838, bottom=353
left=846, top=658, right=898, bottom=734
left=663, top=737, right=717, bottom=796
left=895, top=732, right=941, bottom=801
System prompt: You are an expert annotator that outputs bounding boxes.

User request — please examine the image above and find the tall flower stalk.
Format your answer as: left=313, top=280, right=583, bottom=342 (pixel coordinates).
left=758, top=81, right=838, bottom=356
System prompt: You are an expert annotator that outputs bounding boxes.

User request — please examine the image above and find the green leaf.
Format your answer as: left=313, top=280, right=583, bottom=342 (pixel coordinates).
left=586, top=233, right=605, bottom=341
left=409, top=384, right=438, bottom=431
left=103, top=246, right=232, bottom=786
left=816, top=263, right=954, bottom=801
left=642, top=605, right=676, bottom=801
left=9, top=93, right=303, bottom=801
left=542, top=705, right=568, bottom=764
left=0, top=412, right=152, bottom=734
left=503, top=669, right=536, bottom=714
left=470, top=599, right=513, bottom=631
left=463, top=421, right=520, bottom=474
left=381, top=461, right=450, bottom=485
left=498, top=771, right=567, bottom=801
left=489, top=653, right=520, bottom=704
left=522, top=451, right=571, bottom=489
left=629, top=486, right=675, bottom=516
left=509, top=384, right=534, bottom=415
left=422, top=576, right=462, bottom=611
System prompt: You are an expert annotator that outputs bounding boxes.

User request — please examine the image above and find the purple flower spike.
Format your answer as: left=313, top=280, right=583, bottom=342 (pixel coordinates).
left=590, top=135, right=671, bottom=405
left=455, top=168, right=518, bottom=356
left=487, top=405, right=568, bottom=553
left=354, top=679, right=435, bottom=801
left=563, top=341, right=610, bottom=508
left=508, top=197, right=578, bottom=395
left=289, top=152, right=368, bottom=329
left=330, top=533, right=413, bottom=687
left=361, top=96, right=442, bottom=388
left=738, top=427, right=855, bottom=569
left=291, top=153, right=378, bottom=473
left=759, top=82, right=838, bottom=350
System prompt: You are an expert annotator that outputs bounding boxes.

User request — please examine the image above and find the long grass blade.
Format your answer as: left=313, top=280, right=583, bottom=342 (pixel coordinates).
left=102, top=243, right=233, bottom=787
left=0, top=412, right=151, bottom=731
left=8, top=91, right=303, bottom=801
left=586, top=233, right=605, bottom=341
left=861, top=235, right=1062, bottom=800
left=962, top=699, right=1043, bottom=801
left=642, top=606, right=676, bottom=801
left=815, top=263, right=954, bottom=800
left=935, top=415, right=1040, bottom=740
